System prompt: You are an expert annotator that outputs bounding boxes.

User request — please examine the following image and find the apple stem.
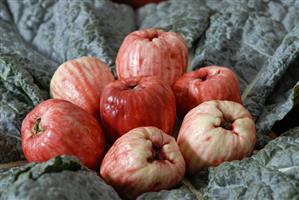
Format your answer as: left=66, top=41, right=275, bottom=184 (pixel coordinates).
left=148, top=33, right=159, bottom=41
left=32, top=118, right=43, bottom=135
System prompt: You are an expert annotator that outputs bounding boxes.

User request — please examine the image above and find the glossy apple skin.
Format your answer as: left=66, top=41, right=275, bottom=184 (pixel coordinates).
left=116, top=29, right=188, bottom=85
left=21, top=99, right=106, bottom=169
left=177, top=100, right=256, bottom=174
left=50, top=56, right=114, bottom=117
left=100, top=76, right=176, bottom=142
left=173, top=66, right=242, bottom=117
left=100, top=127, right=185, bottom=199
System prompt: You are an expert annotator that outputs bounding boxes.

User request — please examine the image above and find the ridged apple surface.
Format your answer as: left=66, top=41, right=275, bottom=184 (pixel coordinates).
left=21, top=99, right=106, bottom=169
left=177, top=100, right=256, bottom=174
left=100, top=127, right=185, bottom=200
left=100, top=76, right=176, bottom=142
left=173, top=66, right=242, bottom=117
left=116, top=29, right=188, bottom=85
left=50, top=56, right=114, bottom=117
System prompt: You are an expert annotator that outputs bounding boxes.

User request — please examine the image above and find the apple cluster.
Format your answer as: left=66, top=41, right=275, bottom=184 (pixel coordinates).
left=21, top=28, right=256, bottom=199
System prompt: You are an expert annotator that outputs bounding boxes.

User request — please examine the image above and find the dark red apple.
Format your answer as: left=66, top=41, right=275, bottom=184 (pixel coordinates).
left=100, top=126, right=185, bottom=199
left=116, top=28, right=188, bottom=85
left=177, top=100, right=256, bottom=174
left=173, top=66, right=242, bottom=117
left=100, top=76, right=176, bottom=142
left=50, top=56, right=114, bottom=117
left=21, top=99, right=106, bottom=169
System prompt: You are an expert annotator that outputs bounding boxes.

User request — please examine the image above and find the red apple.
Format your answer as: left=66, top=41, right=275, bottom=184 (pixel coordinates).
left=50, top=56, right=114, bottom=117
left=100, top=126, right=185, bottom=199
left=173, top=66, right=242, bottom=117
left=100, top=76, right=176, bottom=142
left=177, top=100, right=256, bottom=174
left=116, top=28, right=188, bottom=85
left=21, top=99, right=106, bottom=169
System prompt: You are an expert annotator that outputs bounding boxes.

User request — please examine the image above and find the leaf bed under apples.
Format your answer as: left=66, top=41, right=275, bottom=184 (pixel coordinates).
left=18, top=27, right=258, bottom=199
left=1, top=1, right=299, bottom=199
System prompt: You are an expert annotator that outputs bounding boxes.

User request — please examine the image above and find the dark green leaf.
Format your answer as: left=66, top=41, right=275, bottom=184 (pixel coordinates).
left=137, top=0, right=210, bottom=49
left=0, top=156, right=121, bottom=200
left=0, top=20, right=57, bottom=89
left=243, top=24, right=299, bottom=146
left=0, top=131, right=22, bottom=163
left=7, top=0, right=136, bottom=69
left=137, top=185, right=198, bottom=200
left=204, top=127, right=299, bottom=200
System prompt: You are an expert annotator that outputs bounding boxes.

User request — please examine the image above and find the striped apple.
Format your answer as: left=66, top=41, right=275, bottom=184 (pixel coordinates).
left=100, top=76, right=176, bottom=142
left=173, top=66, right=242, bottom=117
left=177, top=100, right=256, bottom=174
left=116, top=29, right=188, bottom=86
left=21, top=99, right=106, bottom=169
left=100, top=127, right=185, bottom=199
left=50, top=56, right=114, bottom=117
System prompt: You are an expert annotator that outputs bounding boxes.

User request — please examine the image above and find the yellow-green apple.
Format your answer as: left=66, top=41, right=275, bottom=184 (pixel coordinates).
left=177, top=100, right=256, bottom=174
left=100, top=126, right=185, bottom=199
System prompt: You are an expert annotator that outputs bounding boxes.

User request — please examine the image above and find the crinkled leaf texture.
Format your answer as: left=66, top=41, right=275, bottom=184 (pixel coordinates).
left=0, top=156, right=121, bottom=200
left=0, top=53, right=51, bottom=162
left=0, top=16, right=58, bottom=160
left=0, top=131, right=22, bottom=163
left=6, top=0, right=136, bottom=68
left=137, top=0, right=210, bottom=48
left=244, top=25, right=299, bottom=146
left=204, top=127, right=299, bottom=200
left=137, top=186, right=197, bottom=200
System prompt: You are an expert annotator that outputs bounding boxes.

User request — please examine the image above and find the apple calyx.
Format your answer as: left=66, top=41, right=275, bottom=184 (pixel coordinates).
left=221, top=118, right=233, bottom=131
left=221, top=121, right=233, bottom=130
left=32, top=118, right=43, bottom=135
left=148, top=145, right=167, bottom=162
left=147, top=130, right=168, bottom=162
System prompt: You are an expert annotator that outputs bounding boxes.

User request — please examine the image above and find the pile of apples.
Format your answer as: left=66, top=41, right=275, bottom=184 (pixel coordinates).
left=21, top=29, right=256, bottom=199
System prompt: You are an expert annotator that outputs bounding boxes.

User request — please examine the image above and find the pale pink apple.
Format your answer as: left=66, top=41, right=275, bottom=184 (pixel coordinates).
left=177, top=100, right=256, bottom=174
left=50, top=56, right=114, bottom=117
left=100, top=127, right=185, bottom=199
